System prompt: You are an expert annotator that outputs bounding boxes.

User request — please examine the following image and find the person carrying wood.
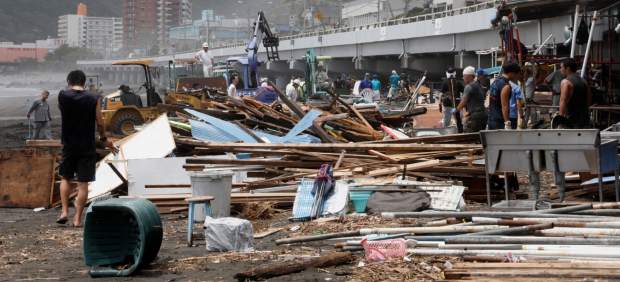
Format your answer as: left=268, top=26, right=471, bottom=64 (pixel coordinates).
left=439, top=67, right=464, bottom=132
left=457, top=66, right=487, bottom=133
left=57, top=70, right=116, bottom=227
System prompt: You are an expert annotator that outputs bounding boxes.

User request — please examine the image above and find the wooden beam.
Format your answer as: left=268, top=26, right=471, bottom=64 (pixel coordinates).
left=175, top=138, right=480, bottom=152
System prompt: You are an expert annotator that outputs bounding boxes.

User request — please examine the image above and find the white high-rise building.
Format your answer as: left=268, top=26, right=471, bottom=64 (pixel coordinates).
left=57, top=14, right=123, bottom=56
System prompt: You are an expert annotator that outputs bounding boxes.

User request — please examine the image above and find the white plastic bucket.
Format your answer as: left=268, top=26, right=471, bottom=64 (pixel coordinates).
left=189, top=169, right=234, bottom=221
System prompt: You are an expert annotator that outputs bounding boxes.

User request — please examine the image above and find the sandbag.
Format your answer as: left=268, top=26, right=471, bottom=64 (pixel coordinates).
left=366, top=187, right=431, bottom=214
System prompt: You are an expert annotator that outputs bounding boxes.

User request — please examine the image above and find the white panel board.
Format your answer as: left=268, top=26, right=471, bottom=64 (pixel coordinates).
left=88, top=114, right=176, bottom=200
left=127, top=157, right=191, bottom=196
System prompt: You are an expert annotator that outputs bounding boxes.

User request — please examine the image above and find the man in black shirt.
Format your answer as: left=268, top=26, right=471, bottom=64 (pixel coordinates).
left=559, top=58, right=591, bottom=128
left=439, top=67, right=465, bottom=132
left=57, top=70, right=116, bottom=227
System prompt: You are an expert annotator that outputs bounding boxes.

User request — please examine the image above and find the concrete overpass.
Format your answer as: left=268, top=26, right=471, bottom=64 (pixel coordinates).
left=77, top=0, right=608, bottom=89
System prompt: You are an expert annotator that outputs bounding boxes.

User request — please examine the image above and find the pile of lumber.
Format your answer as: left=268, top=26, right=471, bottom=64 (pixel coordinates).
left=175, top=134, right=487, bottom=193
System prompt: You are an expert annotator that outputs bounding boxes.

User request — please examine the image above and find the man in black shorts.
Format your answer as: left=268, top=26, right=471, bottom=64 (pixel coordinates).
left=57, top=70, right=116, bottom=227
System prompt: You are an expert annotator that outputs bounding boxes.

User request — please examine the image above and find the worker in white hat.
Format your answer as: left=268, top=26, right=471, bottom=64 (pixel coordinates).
left=456, top=66, right=487, bottom=132
left=194, top=42, right=214, bottom=78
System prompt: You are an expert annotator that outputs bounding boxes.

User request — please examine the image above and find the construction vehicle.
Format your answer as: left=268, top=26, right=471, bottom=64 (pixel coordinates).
left=163, top=58, right=228, bottom=109
left=101, top=59, right=163, bottom=135
left=224, top=11, right=280, bottom=96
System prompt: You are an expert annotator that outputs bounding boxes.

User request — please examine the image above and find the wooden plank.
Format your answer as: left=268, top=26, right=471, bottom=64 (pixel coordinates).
left=254, top=227, right=283, bottom=239
left=0, top=150, right=56, bottom=208
left=175, top=138, right=481, bottom=152
left=187, top=158, right=325, bottom=168
left=25, top=139, right=62, bottom=147
left=367, top=150, right=398, bottom=162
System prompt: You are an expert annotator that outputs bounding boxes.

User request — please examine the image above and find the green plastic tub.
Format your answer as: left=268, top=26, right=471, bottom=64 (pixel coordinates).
left=349, top=191, right=373, bottom=213
left=83, top=198, right=163, bottom=277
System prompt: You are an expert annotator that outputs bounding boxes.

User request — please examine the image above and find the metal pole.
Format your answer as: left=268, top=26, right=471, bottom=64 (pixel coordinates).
left=570, top=4, right=580, bottom=58
left=581, top=11, right=598, bottom=78
left=406, top=235, right=620, bottom=245
left=534, top=203, right=592, bottom=214
left=615, top=169, right=619, bottom=202
left=382, top=211, right=620, bottom=219
left=465, top=223, right=553, bottom=236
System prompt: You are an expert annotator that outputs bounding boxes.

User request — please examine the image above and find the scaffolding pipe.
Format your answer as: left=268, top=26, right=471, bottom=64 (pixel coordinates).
left=382, top=211, right=620, bottom=220
left=359, top=225, right=506, bottom=235
left=581, top=11, right=599, bottom=78
left=275, top=230, right=360, bottom=245
left=537, top=227, right=620, bottom=237
left=465, top=223, right=553, bottom=236
left=570, top=4, right=580, bottom=58
left=472, top=217, right=620, bottom=228
left=534, top=203, right=592, bottom=214
left=406, top=235, right=620, bottom=245
left=407, top=248, right=620, bottom=259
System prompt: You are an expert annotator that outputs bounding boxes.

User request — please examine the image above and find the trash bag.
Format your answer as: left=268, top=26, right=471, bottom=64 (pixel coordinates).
left=366, top=187, right=431, bottom=214
left=203, top=217, right=254, bottom=252
left=576, top=17, right=589, bottom=45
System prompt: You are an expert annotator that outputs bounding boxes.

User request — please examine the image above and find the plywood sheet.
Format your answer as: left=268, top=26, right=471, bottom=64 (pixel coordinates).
left=0, top=150, right=55, bottom=208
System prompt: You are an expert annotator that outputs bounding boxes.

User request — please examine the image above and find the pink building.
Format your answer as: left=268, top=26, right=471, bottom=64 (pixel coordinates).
left=0, top=39, right=64, bottom=63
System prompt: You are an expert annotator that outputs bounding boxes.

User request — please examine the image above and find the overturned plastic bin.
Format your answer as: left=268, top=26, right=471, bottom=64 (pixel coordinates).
left=83, top=198, right=163, bottom=277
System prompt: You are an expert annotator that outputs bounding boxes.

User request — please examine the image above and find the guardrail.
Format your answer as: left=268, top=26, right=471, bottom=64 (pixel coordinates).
left=209, top=0, right=501, bottom=50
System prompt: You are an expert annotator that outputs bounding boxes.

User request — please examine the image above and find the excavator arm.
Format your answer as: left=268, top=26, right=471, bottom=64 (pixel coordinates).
left=247, top=11, right=280, bottom=74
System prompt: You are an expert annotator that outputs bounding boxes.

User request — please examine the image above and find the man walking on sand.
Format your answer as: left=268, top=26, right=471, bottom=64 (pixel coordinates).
left=57, top=70, right=116, bottom=227
left=27, top=90, right=52, bottom=139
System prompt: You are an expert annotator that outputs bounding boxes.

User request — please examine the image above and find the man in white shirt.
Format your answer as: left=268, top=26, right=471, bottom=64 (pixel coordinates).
left=194, top=42, right=214, bottom=78
left=285, top=78, right=300, bottom=102
left=228, top=75, right=239, bottom=97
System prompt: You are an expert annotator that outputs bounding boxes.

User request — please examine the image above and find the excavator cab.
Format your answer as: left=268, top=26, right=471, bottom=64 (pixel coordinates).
left=101, top=59, right=163, bottom=135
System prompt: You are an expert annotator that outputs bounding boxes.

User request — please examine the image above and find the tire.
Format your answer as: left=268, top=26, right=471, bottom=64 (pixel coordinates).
left=111, top=110, right=144, bottom=135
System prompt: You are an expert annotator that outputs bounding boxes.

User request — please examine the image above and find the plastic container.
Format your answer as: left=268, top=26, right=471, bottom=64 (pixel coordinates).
left=189, top=169, right=234, bottom=220
left=349, top=190, right=373, bottom=213
left=361, top=238, right=407, bottom=261
left=83, top=198, right=163, bottom=277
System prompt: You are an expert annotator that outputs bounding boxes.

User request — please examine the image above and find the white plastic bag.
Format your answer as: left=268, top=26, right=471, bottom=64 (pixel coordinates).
left=203, top=217, right=254, bottom=252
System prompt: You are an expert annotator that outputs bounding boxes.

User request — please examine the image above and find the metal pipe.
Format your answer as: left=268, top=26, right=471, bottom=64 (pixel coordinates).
left=537, top=227, right=620, bottom=237
left=465, top=223, right=553, bottom=236
left=359, top=225, right=506, bottom=235
left=570, top=4, right=580, bottom=58
left=472, top=217, right=620, bottom=228
left=535, top=203, right=592, bottom=214
left=406, top=235, right=620, bottom=245
left=382, top=211, right=618, bottom=219
left=275, top=230, right=360, bottom=245
left=581, top=11, right=599, bottom=78
left=407, top=248, right=620, bottom=259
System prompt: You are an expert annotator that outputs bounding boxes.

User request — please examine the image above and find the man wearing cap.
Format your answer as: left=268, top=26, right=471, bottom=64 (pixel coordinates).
left=195, top=42, right=214, bottom=78
left=439, top=67, right=465, bottom=132
left=457, top=66, right=487, bottom=133
left=476, top=68, right=490, bottom=96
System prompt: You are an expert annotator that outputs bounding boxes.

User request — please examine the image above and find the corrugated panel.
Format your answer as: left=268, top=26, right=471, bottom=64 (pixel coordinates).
left=189, top=119, right=239, bottom=142
left=282, top=109, right=322, bottom=141
left=186, top=109, right=257, bottom=143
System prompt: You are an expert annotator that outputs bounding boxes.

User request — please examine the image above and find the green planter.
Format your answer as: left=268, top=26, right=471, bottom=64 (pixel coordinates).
left=83, top=198, right=163, bottom=277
